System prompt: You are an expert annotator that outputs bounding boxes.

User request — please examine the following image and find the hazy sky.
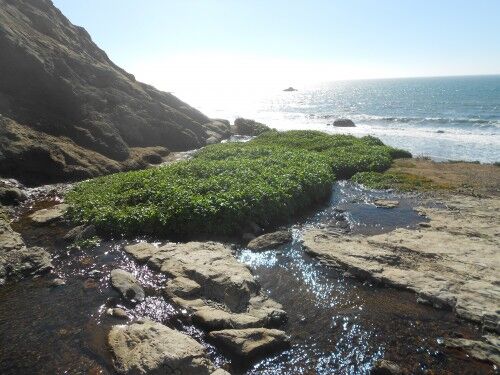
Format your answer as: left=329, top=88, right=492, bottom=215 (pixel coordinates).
left=53, top=0, right=500, bottom=92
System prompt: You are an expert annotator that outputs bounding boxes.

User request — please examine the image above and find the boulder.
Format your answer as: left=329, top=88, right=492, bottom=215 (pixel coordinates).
left=0, top=209, right=52, bottom=283
left=110, top=269, right=145, bottom=302
left=332, top=119, right=356, bottom=127
left=211, top=369, right=231, bottom=375
left=106, top=307, right=129, bottom=320
left=29, top=204, right=68, bottom=226
left=0, top=186, right=27, bottom=205
left=124, top=240, right=288, bottom=332
left=2, top=246, right=53, bottom=280
left=148, top=242, right=259, bottom=312
left=232, top=118, right=270, bottom=136
left=108, top=320, right=214, bottom=374
left=247, top=230, right=292, bottom=251
left=208, top=328, right=289, bottom=358
left=64, top=225, right=96, bottom=242
left=373, top=199, right=399, bottom=209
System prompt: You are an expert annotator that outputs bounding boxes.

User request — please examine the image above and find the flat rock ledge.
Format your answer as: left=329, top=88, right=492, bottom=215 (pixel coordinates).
left=247, top=230, right=292, bottom=251
left=108, top=320, right=216, bottom=374
left=444, top=335, right=500, bottom=366
left=124, top=241, right=288, bottom=358
left=1, top=210, right=52, bottom=283
left=29, top=203, right=68, bottom=226
left=303, top=195, right=500, bottom=334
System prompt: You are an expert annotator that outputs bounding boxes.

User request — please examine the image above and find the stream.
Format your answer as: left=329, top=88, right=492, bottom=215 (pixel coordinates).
left=0, top=181, right=495, bottom=374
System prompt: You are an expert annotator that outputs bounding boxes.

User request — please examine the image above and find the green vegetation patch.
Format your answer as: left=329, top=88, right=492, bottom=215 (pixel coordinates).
left=66, top=144, right=334, bottom=236
left=352, top=171, right=449, bottom=191
left=251, top=130, right=411, bottom=178
left=66, top=130, right=411, bottom=237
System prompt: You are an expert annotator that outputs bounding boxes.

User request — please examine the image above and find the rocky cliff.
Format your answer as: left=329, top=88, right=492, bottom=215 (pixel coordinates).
left=0, top=0, right=230, bottom=185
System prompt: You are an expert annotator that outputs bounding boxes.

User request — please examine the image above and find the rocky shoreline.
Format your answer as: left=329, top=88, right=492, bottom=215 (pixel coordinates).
left=1, top=158, right=499, bottom=373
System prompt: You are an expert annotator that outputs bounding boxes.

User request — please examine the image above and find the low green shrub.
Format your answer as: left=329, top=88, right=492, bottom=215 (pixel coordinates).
left=66, top=144, right=334, bottom=237
left=251, top=130, right=411, bottom=178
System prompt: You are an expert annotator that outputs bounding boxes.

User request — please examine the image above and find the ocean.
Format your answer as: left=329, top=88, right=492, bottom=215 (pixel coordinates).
left=180, top=75, right=500, bottom=163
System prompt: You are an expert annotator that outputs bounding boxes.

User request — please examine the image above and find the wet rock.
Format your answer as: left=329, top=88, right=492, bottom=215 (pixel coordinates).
left=148, top=242, right=259, bottom=312
left=444, top=335, right=500, bottom=366
left=208, top=328, right=289, bottom=359
left=83, top=278, right=98, bottom=289
left=232, top=118, right=270, bottom=136
left=2, top=246, right=53, bottom=280
left=303, top=195, right=500, bottom=332
left=211, top=369, right=231, bottom=375
left=370, top=359, right=403, bottom=375
left=332, top=119, right=355, bottom=127
left=373, top=199, right=399, bottom=208
left=29, top=204, right=68, bottom=226
left=63, top=225, right=96, bottom=242
left=107, top=307, right=129, bottom=320
left=165, top=277, right=201, bottom=298
left=192, top=296, right=286, bottom=330
left=108, top=320, right=214, bottom=374
left=123, top=242, right=157, bottom=263
left=0, top=213, right=25, bottom=252
left=247, top=230, right=292, bottom=251
left=110, top=269, right=145, bottom=302
left=0, top=186, right=27, bottom=205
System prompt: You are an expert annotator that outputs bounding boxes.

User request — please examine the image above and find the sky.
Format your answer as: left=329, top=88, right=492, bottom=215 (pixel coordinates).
left=53, top=0, right=500, bottom=94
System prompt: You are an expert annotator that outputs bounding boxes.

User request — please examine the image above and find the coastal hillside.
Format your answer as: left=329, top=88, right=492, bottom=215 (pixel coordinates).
left=0, top=0, right=229, bottom=185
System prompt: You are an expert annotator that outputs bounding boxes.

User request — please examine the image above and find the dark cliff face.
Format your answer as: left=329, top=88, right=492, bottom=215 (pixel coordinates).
left=0, top=0, right=229, bottom=185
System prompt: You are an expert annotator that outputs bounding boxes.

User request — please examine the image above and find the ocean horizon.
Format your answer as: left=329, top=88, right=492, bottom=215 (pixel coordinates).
left=178, top=74, right=500, bottom=163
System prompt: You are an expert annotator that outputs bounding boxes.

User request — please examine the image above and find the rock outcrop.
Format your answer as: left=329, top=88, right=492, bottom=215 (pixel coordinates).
left=444, top=335, right=500, bottom=366
left=29, top=203, right=68, bottom=225
left=123, top=241, right=288, bottom=357
left=231, top=118, right=270, bottom=136
left=108, top=320, right=215, bottom=374
left=303, top=195, right=500, bottom=333
left=0, top=0, right=230, bottom=185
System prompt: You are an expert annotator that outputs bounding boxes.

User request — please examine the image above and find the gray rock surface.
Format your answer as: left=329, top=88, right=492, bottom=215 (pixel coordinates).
left=124, top=242, right=157, bottom=263
left=108, top=320, right=214, bottom=374
left=110, top=269, right=145, bottom=302
left=125, top=240, right=287, bottom=331
left=370, top=359, right=403, bottom=375
left=247, top=230, right=292, bottom=251
left=0, top=208, right=53, bottom=283
left=0, top=0, right=229, bottom=185
left=444, top=335, right=500, bottom=366
left=373, top=199, right=399, bottom=208
left=208, top=328, right=289, bottom=358
left=303, top=195, right=500, bottom=332
left=29, top=204, right=68, bottom=225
